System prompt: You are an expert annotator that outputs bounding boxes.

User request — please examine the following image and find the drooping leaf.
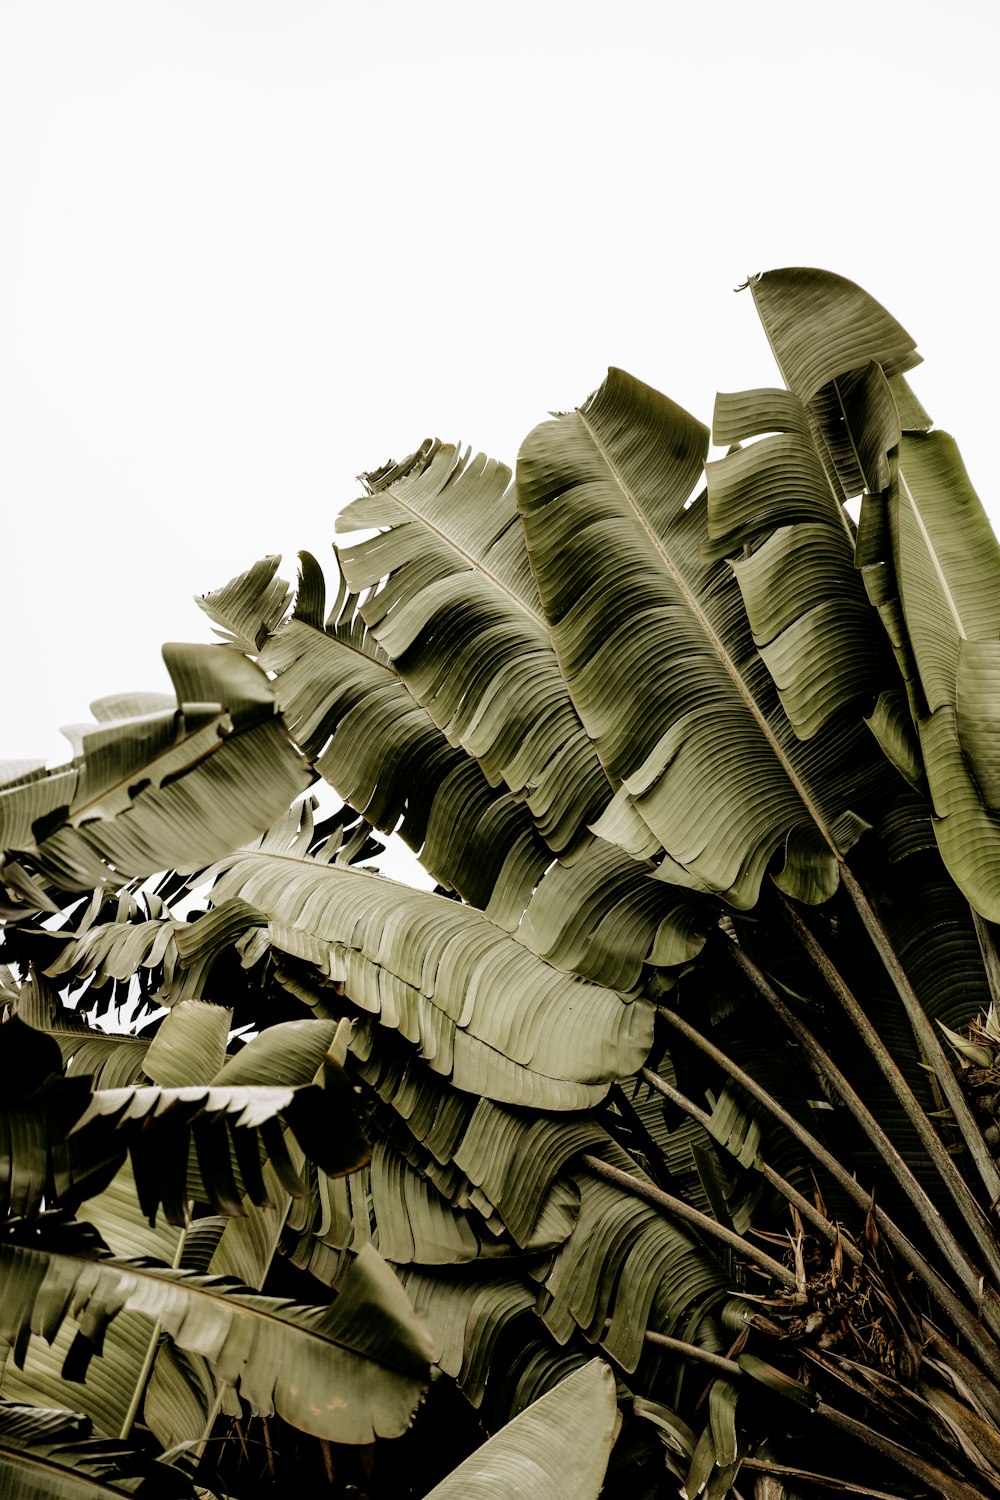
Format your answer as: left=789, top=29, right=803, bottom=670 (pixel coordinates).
left=400, top=1268, right=541, bottom=1407
left=0, top=1162, right=183, bottom=1436
left=0, top=1223, right=432, bottom=1444
left=704, top=386, right=897, bottom=742
left=708, top=1375, right=741, bottom=1468
left=514, top=837, right=708, bottom=990
left=367, top=1142, right=483, bottom=1265
left=865, top=690, right=924, bottom=790
left=41, top=902, right=185, bottom=1017
left=337, top=1025, right=595, bottom=1256
left=633, top=1394, right=697, bottom=1483
left=201, top=833, right=655, bottom=1110
left=539, top=1172, right=731, bottom=1374
left=0, top=999, right=369, bottom=1225
left=452, top=1101, right=606, bottom=1248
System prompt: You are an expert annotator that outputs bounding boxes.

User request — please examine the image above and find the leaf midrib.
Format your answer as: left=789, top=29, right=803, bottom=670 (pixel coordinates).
left=897, top=468, right=967, bottom=641
left=69, top=717, right=227, bottom=828
left=281, top=616, right=399, bottom=677
left=363, top=468, right=549, bottom=634
left=4, top=1240, right=423, bottom=1377
left=283, top=595, right=619, bottom=815
left=576, top=406, right=839, bottom=855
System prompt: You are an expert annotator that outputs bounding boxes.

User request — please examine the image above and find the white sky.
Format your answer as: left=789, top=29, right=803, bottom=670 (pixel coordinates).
left=2, top=0, right=996, bottom=772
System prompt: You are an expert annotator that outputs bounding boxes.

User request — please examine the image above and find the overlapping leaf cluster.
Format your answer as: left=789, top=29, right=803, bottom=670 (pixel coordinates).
left=2, top=270, right=1000, bottom=1499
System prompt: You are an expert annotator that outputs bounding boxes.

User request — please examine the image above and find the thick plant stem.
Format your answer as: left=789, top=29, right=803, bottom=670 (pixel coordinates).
left=841, top=864, right=1000, bottom=1205
left=117, top=1137, right=299, bottom=1447
left=922, top=1323, right=1000, bottom=1429
left=118, top=1324, right=164, bottom=1444
left=191, top=1384, right=227, bottom=1466
left=781, top=895, right=1000, bottom=1274
left=656, top=1004, right=1000, bottom=1380
left=119, top=1211, right=190, bottom=1442
left=737, top=1457, right=915, bottom=1500
left=580, top=1154, right=798, bottom=1289
left=725, top=932, right=1000, bottom=1321
left=816, top=1403, right=1000, bottom=1500
left=642, top=1330, right=741, bottom=1376
left=640, top=1065, right=862, bottom=1267
left=644, top=1330, right=998, bottom=1498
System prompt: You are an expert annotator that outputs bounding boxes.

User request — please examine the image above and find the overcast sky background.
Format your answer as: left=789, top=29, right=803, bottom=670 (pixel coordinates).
left=1, top=0, right=995, bottom=775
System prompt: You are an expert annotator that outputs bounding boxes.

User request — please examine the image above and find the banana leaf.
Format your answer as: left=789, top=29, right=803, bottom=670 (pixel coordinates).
left=422, top=1359, right=619, bottom=1500
left=0, top=646, right=309, bottom=898
left=517, top=368, right=888, bottom=908
left=748, top=268, right=1000, bottom=918
left=0, top=1219, right=432, bottom=1444
left=201, top=552, right=555, bottom=910
left=337, top=441, right=613, bottom=851
left=0, top=1400, right=196, bottom=1499
left=195, top=828, right=655, bottom=1110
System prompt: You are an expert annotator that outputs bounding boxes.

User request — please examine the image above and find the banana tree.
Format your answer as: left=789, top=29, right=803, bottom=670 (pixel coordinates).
left=3, top=268, right=1000, bottom=1499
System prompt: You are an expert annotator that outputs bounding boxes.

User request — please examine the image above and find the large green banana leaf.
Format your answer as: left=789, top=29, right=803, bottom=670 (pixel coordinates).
left=200, top=551, right=556, bottom=910
left=516, top=368, right=890, bottom=907
left=197, top=556, right=712, bottom=995
left=0, top=645, right=308, bottom=899
left=893, top=435, right=1000, bottom=918
left=748, top=268, right=1000, bottom=919
left=0, top=1220, right=432, bottom=1444
left=200, top=546, right=714, bottom=995
left=335, top=441, right=613, bottom=852
left=422, top=1359, right=619, bottom=1500
left=189, top=815, right=656, bottom=1109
